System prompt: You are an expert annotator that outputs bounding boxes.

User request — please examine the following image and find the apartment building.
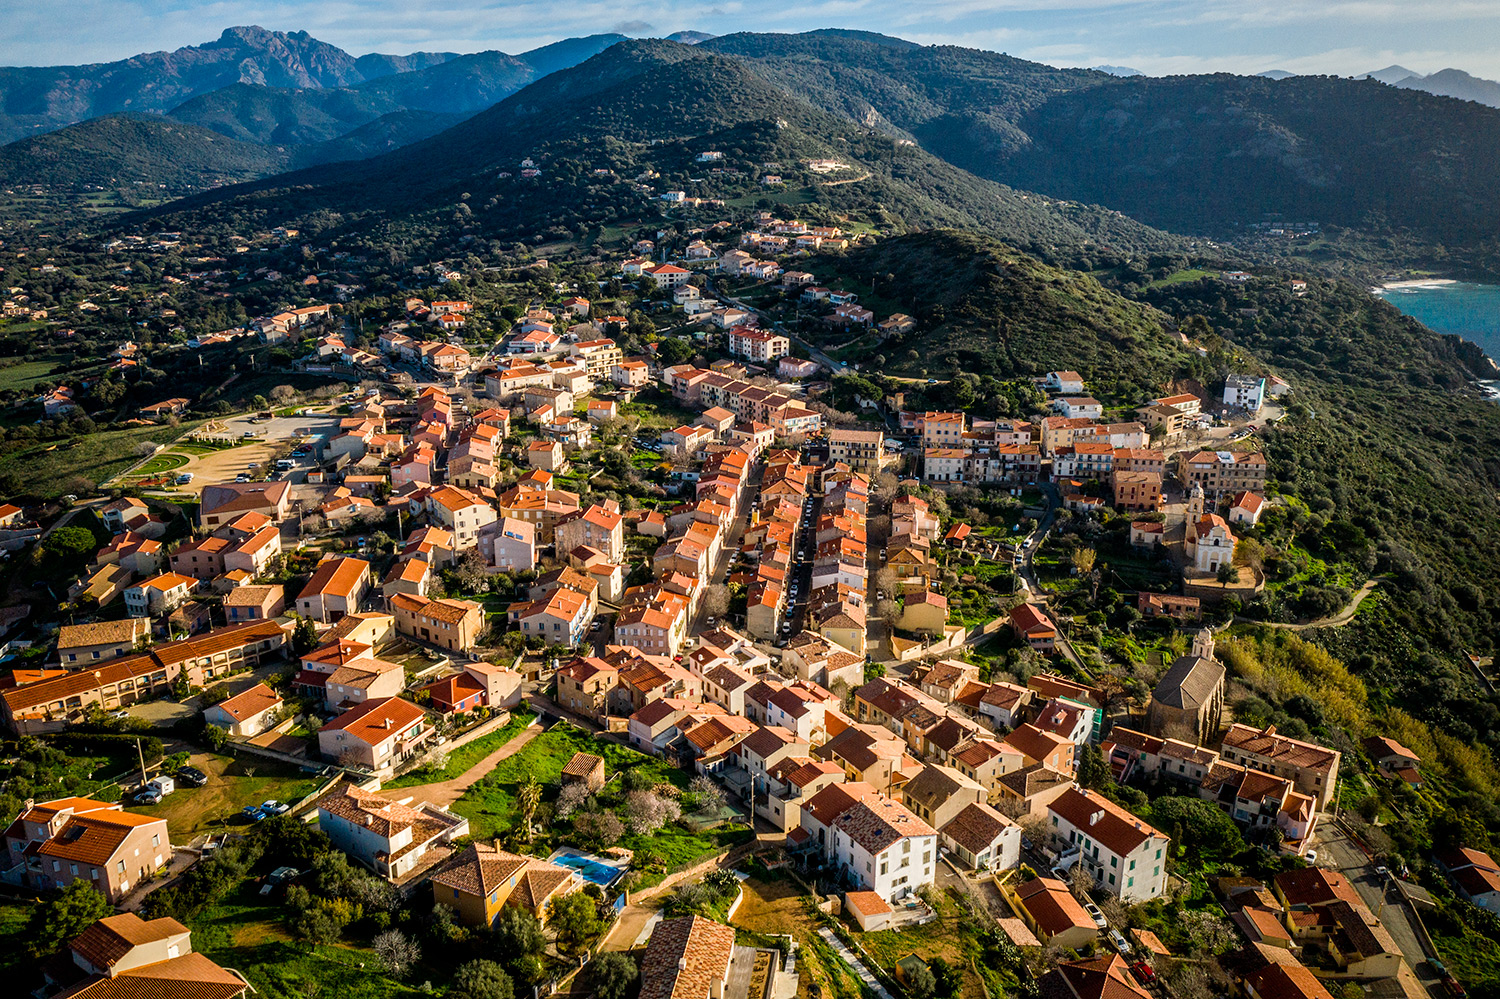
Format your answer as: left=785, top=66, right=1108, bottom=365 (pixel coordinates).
left=1047, top=787, right=1170, bottom=903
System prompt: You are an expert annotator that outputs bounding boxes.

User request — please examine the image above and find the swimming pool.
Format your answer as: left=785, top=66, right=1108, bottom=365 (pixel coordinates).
left=548, top=848, right=626, bottom=887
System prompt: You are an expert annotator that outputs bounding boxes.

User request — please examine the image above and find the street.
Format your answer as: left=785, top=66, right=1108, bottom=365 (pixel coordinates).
left=1318, top=822, right=1440, bottom=985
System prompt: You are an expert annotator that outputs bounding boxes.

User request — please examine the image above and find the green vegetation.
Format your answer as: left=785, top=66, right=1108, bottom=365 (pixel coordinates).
left=383, top=707, right=536, bottom=789
left=0, top=422, right=196, bottom=499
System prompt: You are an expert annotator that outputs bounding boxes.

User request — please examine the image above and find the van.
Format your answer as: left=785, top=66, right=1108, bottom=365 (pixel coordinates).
left=147, top=776, right=176, bottom=797
left=175, top=472, right=194, bottom=484
left=275, top=459, right=294, bottom=470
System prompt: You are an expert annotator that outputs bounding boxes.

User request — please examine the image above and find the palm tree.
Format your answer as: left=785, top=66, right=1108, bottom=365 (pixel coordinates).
left=519, top=776, right=542, bottom=844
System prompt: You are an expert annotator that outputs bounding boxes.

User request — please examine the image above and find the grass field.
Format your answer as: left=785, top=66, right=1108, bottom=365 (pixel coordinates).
left=383, top=707, right=536, bottom=789
left=0, top=900, right=36, bottom=986
left=0, top=359, right=67, bottom=392
left=133, top=453, right=189, bottom=475
left=0, top=422, right=199, bottom=498
left=122, top=752, right=321, bottom=841
left=1147, top=268, right=1215, bottom=288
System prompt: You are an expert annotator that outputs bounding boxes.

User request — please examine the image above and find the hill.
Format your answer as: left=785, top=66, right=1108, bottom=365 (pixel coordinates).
left=147, top=41, right=1192, bottom=262
left=696, top=33, right=1500, bottom=271
left=165, top=83, right=405, bottom=145
left=1390, top=68, right=1500, bottom=108
left=0, top=115, right=289, bottom=191
left=812, top=230, right=1201, bottom=398
left=0, top=26, right=458, bottom=143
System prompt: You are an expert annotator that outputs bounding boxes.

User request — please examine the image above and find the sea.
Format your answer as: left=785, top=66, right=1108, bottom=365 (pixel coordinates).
left=1376, top=281, right=1500, bottom=397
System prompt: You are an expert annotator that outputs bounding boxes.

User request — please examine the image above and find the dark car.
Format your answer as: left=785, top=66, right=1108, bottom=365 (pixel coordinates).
left=175, top=766, right=208, bottom=787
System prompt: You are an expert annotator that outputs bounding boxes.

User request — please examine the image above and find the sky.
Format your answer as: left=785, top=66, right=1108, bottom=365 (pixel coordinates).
left=6, top=0, right=1500, bottom=79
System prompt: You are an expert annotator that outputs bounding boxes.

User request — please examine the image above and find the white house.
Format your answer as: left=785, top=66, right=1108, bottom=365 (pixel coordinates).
left=317, top=784, right=468, bottom=880
left=823, top=792, right=938, bottom=902
left=1223, top=374, right=1266, bottom=413
left=1047, top=787, right=1169, bottom=903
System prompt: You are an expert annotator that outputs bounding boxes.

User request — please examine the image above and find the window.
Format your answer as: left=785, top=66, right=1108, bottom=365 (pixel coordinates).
left=152, top=834, right=160, bottom=847
left=1110, top=856, right=1117, bottom=868
left=1108, top=874, right=1116, bottom=885
left=117, top=861, right=126, bottom=873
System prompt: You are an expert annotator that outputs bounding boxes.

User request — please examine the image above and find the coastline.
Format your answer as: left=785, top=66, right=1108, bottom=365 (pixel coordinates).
left=1375, top=278, right=1459, bottom=292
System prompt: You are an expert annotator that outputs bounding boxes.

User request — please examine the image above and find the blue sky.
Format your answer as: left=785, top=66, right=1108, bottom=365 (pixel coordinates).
left=8, top=0, right=1500, bottom=78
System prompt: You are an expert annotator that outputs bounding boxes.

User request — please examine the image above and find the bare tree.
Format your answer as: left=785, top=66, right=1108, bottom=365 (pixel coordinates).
left=270, top=384, right=298, bottom=404
left=555, top=781, right=591, bottom=820
left=700, top=584, right=730, bottom=620
left=624, top=790, right=681, bottom=836
left=373, top=929, right=420, bottom=978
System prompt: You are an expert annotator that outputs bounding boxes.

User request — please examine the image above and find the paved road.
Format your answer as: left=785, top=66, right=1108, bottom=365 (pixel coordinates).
left=1318, top=822, right=1439, bottom=984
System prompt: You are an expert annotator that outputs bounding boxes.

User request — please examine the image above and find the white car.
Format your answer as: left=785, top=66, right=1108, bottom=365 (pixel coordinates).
left=1304, top=850, right=1318, bottom=865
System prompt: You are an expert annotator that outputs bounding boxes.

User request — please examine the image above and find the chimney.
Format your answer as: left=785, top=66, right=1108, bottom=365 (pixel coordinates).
left=678, top=957, right=689, bottom=972
left=1264, top=725, right=1276, bottom=737
left=1089, top=810, right=1104, bottom=826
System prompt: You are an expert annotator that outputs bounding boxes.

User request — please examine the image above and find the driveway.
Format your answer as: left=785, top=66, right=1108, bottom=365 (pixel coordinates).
left=376, top=718, right=543, bottom=808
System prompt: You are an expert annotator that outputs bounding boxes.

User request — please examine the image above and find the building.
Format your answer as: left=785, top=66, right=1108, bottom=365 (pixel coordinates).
left=824, top=793, right=938, bottom=901
left=1047, top=787, right=1170, bottom=902
left=2, top=796, right=170, bottom=902
left=827, top=428, right=884, bottom=473
left=223, top=584, right=285, bottom=622
left=296, top=557, right=371, bottom=623
left=1005, top=876, right=1097, bottom=949
left=1112, top=471, right=1162, bottom=512
left=1009, top=603, right=1058, bottom=652
left=727, top=328, right=791, bottom=363
left=1146, top=636, right=1225, bottom=745
left=1176, top=450, right=1268, bottom=500
left=430, top=841, right=583, bottom=926
left=317, top=784, right=468, bottom=880
left=123, top=573, right=194, bottom=618
left=198, top=481, right=291, bottom=529
left=1223, top=373, right=1266, bottom=412
left=48, top=914, right=248, bottom=999
left=480, top=517, right=536, bottom=572
left=202, top=682, right=282, bottom=737
left=55, top=619, right=151, bottom=667
left=561, top=751, right=607, bottom=792
left=391, top=593, right=486, bottom=652
left=939, top=801, right=1020, bottom=871
left=637, top=916, right=736, bottom=999
left=1220, top=723, right=1341, bottom=809
left=318, top=696, right=431, bottom=770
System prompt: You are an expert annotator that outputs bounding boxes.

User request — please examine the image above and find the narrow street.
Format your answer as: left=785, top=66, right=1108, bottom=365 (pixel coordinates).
left=1318, top=823, right=1439, bottom=985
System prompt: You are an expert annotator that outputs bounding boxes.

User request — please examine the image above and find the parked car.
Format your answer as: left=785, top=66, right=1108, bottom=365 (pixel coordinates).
left=1130, top=962, right=1156, bottom=984
left=261, top=800, right=290, bottom=816
left=1082, top=900, right=1109, bottom=929
left=242, top=805, right=267, bottom=822
left=132, top=787, right=162, bottom=805
left=175, top=766, right=208, bottom=787
left=1304, top=849, right=1318, bottom=864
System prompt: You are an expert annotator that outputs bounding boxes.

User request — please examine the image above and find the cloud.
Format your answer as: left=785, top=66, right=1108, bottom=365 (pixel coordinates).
left=612, top=19, right=655, bottom=33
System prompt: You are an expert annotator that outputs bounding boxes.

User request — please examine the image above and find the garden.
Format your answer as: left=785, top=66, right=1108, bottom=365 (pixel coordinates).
left=449, top=723, right=753, bottom=887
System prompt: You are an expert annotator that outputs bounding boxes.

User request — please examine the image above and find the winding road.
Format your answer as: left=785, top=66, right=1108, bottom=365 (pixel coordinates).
left=1244, top=579, right=1381, bottom=631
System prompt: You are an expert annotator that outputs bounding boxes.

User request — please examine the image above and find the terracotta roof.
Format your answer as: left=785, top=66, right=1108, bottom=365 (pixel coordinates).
left=319, top=696, right=425, bottom=747
left=844, top=890, right=892, bottom=917
left=832, top=795, right=934, bottom=855
left=1014, top=877, right=1095, bottom=939
left=940, top=801, right=1015, bottom=855
left=70, top=913, right=188, bottom=970
left=299, top=556, right=369, bottom=599
left=1241, top=961, right=1337, bottom=999
left=1048, top=787, right=1166, bottom=859
left=209, top=683, right=281, bottom=722
left=562, top=752, right=604, bottom=779
left=1273, top=867, right=1363, bottom=909
left=57, top=619, right=149, bottom=650
left=59, top=950, right=247, bottom=999
left=1223, top=724, right=1339, bottom=776
left=1041, top=954, right=1150, bottom=999
left=639, top=915, right=735, bottom=999
left=38, top=809, right=165, bottom=867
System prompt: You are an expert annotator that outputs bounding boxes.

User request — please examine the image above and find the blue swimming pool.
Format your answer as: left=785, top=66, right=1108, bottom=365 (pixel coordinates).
left=548, top=849, right=625, bottom=887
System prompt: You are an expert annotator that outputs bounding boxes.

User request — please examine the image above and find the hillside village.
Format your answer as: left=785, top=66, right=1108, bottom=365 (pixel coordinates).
left=0, top=201, right=1479, bottom=999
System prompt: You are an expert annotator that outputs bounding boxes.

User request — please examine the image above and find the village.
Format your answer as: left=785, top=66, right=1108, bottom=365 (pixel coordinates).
left=0, top=200, right=1479, bottom=999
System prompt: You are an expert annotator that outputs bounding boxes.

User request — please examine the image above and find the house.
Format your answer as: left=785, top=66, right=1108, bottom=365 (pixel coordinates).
left=1044, top=371, right=1087, bottom=395
left=391, top=593, right=486, bottom=652
left=824, top=793, right=938, bottom=901
left=554, top=504, right=624, bottom=562
left=55, top=618, right=151, bottom=667
left=47, top=914, right=248, bottom=999
left=637, top=916, right=736, bottom=999
left=527, top=439, right=565, bottom=471
left=1437, top=847, right=1500, bottom=913
left=1005, top=876, right=1097, bottom=949
left=198, top=481, right=291, bottom=529
left=508, top=587, right=593, bottom=648
left=1220, top=723, right=1341, bottom=809
left=480, top=517, right=536, bottom=572
left=994, top=764, right=1074, bottom=818
left=430, top=841, right=582, bottom=926
left=296, top=557, right=370, bottom=623
left=318, top=696, right=431, bottom=770
left=939, top=801, right=1020, bottom=871
left=1224, top=373, right=1266, bottom=412
left=202, top=682, right=282, bottom=737
left=318, top=784, right=468, bottom=880
left=1054, top=396, right=1104, bottom=420
left=1009, top=602, right=1058, bottom=652
left=1, top=796, right=171, bottom=902
left=1176, top=450, right=1268, bottom=500
left=1046, top=786, right=1170, bottom=902
left=419, top=662, right=523, bottom=715
left=123, top=572, right=195, bottom=618
left=223, top=584, right=285, bottom=622
left=1363, top=735, right=1421, bottom=785
left=827, top=428, right=884, bottom=473
left=898, top=590, right=948, bottom=635
left=844, top=890, right=894, bottom=932
left=898, top=764, right=985, bottom=831
left=1038, top=955, right=1151, bottom=999
left=1229, top=491, right=1266, bottom=525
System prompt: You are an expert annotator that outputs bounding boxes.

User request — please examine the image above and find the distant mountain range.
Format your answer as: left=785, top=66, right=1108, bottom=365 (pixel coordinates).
left=1092, top=66, right=1143, bottom=78
left=1361, top=65, right=1500, bottom=108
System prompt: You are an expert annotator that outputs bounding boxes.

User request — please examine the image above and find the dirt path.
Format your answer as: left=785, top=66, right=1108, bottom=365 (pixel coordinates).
left=1249, top=579, right=1380, bottom=631
left=376, top=721, right=543, bottom=808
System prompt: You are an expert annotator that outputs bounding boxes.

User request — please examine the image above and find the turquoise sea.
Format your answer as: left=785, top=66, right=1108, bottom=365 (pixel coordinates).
left=1376, top=281, right=1500, bottom=365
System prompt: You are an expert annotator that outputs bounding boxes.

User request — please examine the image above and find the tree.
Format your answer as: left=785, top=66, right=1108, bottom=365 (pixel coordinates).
left=549, top=892, right=601, bottom=956
left=1069, top=547, right=1096, bottom=577
left=1076, top=745, right=1112, bottom=790
left=625, top=790, right=681, bottom=835
left=518, top=776, right=542, bottom=843
left=1179, top=909, right=1235, bottom=956
left=373, top=929, right=420, bottom=977
left=590, top=952, right=639, bottom=999
left=1217, top=563, right=1241, bottom=584
left=451, top=960, right=515, bottom=999
left=906, top=963, right=938, bottom=999
left=555, top=781, right=591, bottom=819
left=688, top=774, right=725, bottom=813
left=270, top=384, right=298, bottom=404
left=700, top=584, right=730, bottom=620
left=454, top=546, right=489, bottom=593
left=494, top=906, right=546, bottom=970
left=292, top=617, right=319, bottom=654
left=27, top=881, right=112, bottom=959
left=41, top=526, right=97, bottom=570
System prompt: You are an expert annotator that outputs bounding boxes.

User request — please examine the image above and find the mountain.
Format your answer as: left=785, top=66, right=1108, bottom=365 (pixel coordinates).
left=666, top=31, right=716, bottom=45
left=1092, top=65, right=1143, bottom=77
left=690, top=33, right=1500, bottom=256
left=150, top=40, right=1189, bottom=261
left=0, top=114, right=290, bottom=191
left=1257, top=70, right=1295, bottom=80
left=1360, top=65, right=1422, bottom=84
left=165, top=83, right=405, bottom=145
left=1391, top=68, right=1500, bottom=108
left=0, top=26, right=626, bottom=145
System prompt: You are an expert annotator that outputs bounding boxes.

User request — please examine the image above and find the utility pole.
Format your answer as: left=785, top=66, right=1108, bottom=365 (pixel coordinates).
left=136, top=737, right=148, bottom=787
